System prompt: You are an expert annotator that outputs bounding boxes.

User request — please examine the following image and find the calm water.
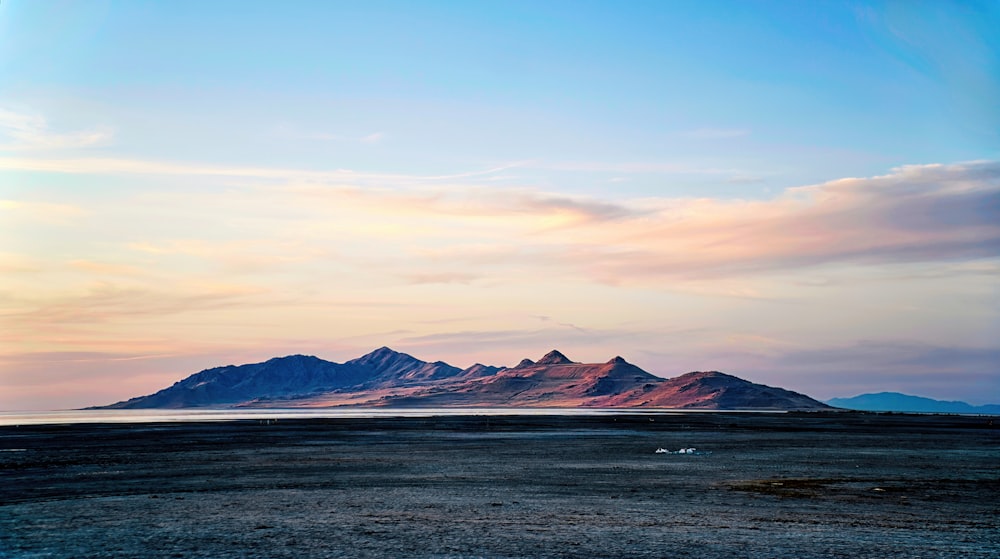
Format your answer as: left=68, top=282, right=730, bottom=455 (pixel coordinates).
left=0, top=407, right=771, bottom=426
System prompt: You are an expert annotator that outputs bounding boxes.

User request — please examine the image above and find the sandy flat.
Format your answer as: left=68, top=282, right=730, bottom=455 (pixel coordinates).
left=1, top=412, right=997, bottom=558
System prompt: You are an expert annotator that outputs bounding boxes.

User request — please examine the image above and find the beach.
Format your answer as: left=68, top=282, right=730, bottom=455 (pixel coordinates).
left=1, top=412, right=997, bottom=558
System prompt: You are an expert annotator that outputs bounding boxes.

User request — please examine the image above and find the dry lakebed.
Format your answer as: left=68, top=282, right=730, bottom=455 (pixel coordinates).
left=1, top=412, right=997, bottom=558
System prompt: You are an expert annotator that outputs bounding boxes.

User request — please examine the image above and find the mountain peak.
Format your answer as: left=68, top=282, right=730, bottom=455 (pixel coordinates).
left=678, top=370, right=737, bottom=381
left=514, top=358, right=536, bottom=368
left=264, top=354, right=319, bottom=363
left=607, top=356, right=628, bottom=365
left=346, top=347, right=422, bottom=373
left=536, top=350, right=573, bottom=365
left=352, top=346, right=411, bottom=362
left=344, top=347, right=464, bottom=383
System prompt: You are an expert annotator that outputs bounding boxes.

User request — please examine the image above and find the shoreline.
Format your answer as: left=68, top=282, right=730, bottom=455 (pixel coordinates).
left=3, top=406, right=998, bottom=428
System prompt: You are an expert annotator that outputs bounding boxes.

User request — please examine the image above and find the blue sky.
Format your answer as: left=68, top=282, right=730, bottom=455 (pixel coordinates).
left=5, top=1, right=995, bottom=186
left=1, top=1, right=998, bottom=409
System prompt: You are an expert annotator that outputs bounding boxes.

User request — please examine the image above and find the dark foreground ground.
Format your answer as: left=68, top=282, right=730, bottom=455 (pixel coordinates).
left=1, top=412, right=997, bottom=558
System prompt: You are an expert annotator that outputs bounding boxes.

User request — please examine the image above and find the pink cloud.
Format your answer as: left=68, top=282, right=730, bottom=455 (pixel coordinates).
left=550, top=161, right=1000, bottom=282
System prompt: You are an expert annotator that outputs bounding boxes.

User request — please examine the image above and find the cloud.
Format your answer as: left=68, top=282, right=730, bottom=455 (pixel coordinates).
left=69, top=260, right=144, bottom=277
left=559, top=161, right=1000, bottom=281
left=402, top=272, right=480, bottom=285
left=392, top=323, right=666, bottom=368
left=125, top=239, right=332, bottom=273
left=5, top=282, right=269, bottom=326
left=726, top=175, right=765, bottom=184
left=532, top=314, right=589, bottom=333
left=283, top=183, right=638, bottom=226
left=0, top=199, right=87, bottom=224
left=507, top=191, right=637, bottom=222
left=360, top=132, right=384, bottom=144
left=364, top=161, right=999, bottom=285
left=776, top=340, right=1000, bottom=373
left=0, top=155, right=521, bottom=185
left=539, top=160, right=739, bottom=175
left=0, top=252, right=43, bottom=274
left=344, top=160, right=998, bottom=287
left=3, top=154, right=998, bottom=288
left=0, top=107, right=112, bottom=150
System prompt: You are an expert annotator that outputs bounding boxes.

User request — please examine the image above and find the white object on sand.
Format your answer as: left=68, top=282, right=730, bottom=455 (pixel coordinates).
left=655, top=447, right=707, bottom=455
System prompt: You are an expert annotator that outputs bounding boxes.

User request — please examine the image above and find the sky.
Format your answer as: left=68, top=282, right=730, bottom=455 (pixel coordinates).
left=1, top=0, right=998, bottom=410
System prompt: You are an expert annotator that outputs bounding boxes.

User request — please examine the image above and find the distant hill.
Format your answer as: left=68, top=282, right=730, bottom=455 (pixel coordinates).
left=95, top=347, right=833, bottom=411
left=826, top=392, right=1000, bottom=414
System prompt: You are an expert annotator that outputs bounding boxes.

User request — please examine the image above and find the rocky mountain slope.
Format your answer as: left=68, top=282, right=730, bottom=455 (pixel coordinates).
left=593, top=370, right=832, bottom=410
left=100, top=355, right=367, bottom=408
left=96, top=347, right=832, bottom=411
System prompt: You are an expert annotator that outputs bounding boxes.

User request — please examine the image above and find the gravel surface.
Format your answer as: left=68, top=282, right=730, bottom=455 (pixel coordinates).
left=1, top=413, right=997, bottom=558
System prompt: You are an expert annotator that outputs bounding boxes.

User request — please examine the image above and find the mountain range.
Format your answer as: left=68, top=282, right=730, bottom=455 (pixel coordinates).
left=826, top=393, right=1000, bottom=414
left=97, top=347, right=832, bottom=410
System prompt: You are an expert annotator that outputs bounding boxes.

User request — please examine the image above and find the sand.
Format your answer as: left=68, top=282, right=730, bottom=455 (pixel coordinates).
left=1, top=412, right=997, bottom=558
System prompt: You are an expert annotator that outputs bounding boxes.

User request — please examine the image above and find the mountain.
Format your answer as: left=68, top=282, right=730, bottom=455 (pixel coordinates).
left=94, top=347, right=831, bottom=411
left=533, top=349, right=575, bottom=365
left=458, top=363, right=504, bottom=378
left=379, top=352, right=667, bottom=407
left=100, top=347, right=464, bottom=409
left=827, top=392, right=1000, bottom=414
left=345, top=346, right=463, bottom=385
left=594, top=371, right=833, bottom=410
left=99, top=355, right=368, bottom=409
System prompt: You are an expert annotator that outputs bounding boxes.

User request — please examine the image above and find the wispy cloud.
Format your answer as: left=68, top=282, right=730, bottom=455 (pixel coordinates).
left=0, top=251, right=43, bottom=274
left=0, top=199, right=87, bottom=224
left=68, top=260, right=145, bottom=277
left=282, top=183, right=639, bottom=226
left=552, top=161, right=1000, bottom=281
left=538, top=160, right=740, bottom=175
left=0, top=155, right=520, bottom=185
left=5, top=282, right=269, bottom=326
left=402, top=272, right=480, bottom=285
left=125, top=239, right=332, bottom=273
left=726, top=175, right=765, bottom=184
left=349, top=161, right=999, bottom=284
left=532, top=315, right=589, bottom=333
left=4, top=153, right=996, bottom=286
left=0, top=107, right=112, bottom=150
left=396, top=326, right=626, bottom=360
left=389, top=324, right=691, bottom=372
